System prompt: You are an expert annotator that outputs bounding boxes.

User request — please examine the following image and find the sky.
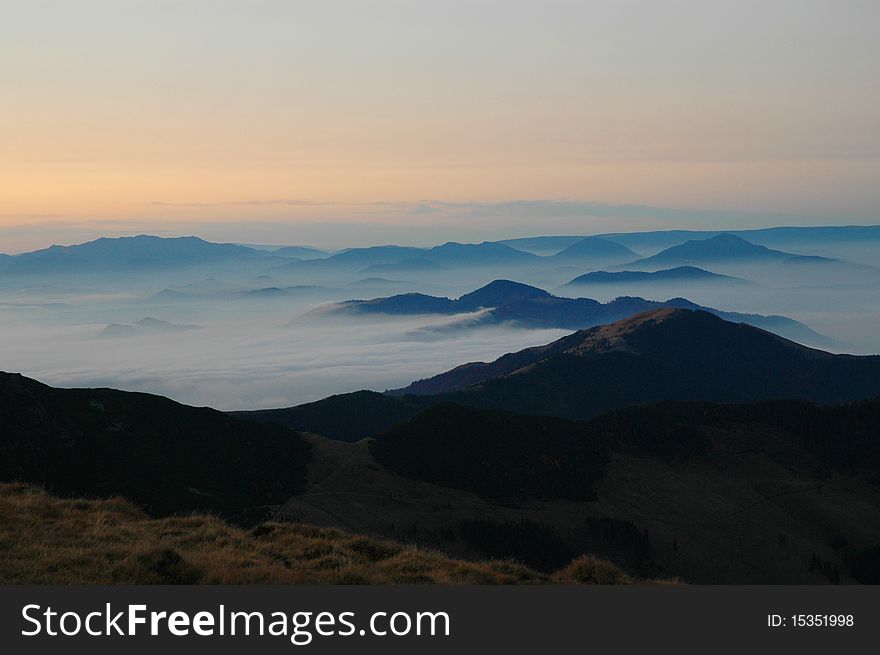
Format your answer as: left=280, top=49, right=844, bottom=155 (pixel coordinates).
left=2, top=0, right=879, bottom=251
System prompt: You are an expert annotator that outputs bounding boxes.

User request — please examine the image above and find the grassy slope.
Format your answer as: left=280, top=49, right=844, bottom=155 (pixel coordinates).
left=0, top=484, right=636, bottom=585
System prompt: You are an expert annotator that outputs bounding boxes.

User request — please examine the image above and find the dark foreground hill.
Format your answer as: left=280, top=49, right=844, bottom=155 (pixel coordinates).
left=279, top=399, right=880, bottom=583
left=371, top=404, right=609, bottom=502
left=372, top=400, right=880, bottom=493
left=232, top=391, right=427, bottom=443
left=0, top=372, right=311, bottom=522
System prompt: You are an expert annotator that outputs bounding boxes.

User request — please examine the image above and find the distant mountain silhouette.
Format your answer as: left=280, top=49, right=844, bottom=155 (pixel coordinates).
left=628, top=234, right=792, bottom=269
left=150, top=284, right=330, bottom=303
left=327, top=279, right=828, bottom=345
left=597, top=225, right=880, bottom=254
left=338, top=292, right=456, bottom=314
left=242, top=285, right=327, bottom=299
left=348, top=277, right=408, bottom=287
left=272, top=245, right=330, bottom=259
left=322, top=245, right=426, bottom=266
left=0, top=235, right=267, bottom=277
left=549, top=236, right=638, bottom=263
left=455, top=279, right=550, bottom=309
left=496, top=235, right=585, bottom=255
left=99, top=324, right=142, bottom=338
left=624, top=234, right=875, bottom=280
left=5, top=227, right=878, bottom=280
left=775, top=253, right=876, bottom=274
left=0, top=372, right=311, bottom=522
left=499, top=226, right=880, bottom=261
left=562, top=266, right=751, bottom=288
left=276, top=241, right=539, bottom=274
left=325, top=281, right=547, bottom=317
left=98, top=317, right=201, bottom=338
left=361, top=258, right=448, bottom=274
left=426, top=241, right=541, bottom=266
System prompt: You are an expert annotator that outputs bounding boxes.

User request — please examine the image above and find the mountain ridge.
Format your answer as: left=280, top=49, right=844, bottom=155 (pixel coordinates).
left=324, top=279, right=829, bottom=345
left=393, top=308, right=880, bottom=421
left=562, top=266, right=752, bottom=288
left=241, top=308, right=880, bottom=439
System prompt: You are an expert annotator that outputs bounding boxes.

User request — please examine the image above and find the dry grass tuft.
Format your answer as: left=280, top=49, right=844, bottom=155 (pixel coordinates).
left=0, top=484, right=661, bottom=585
left=555, top=554, right=630, bottom=584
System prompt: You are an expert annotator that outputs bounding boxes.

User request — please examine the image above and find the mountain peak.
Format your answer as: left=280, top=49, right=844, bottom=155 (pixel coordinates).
left=675, top=233, right=771, bottom=254
left=630, top=233, right=789, bottom=268
left=562, top=307, right=700, bottom=355
left=706, top=232, right=749, bottom=244
left=457, top=279, right=550, bottom=310
left=426, top=241, right=539, bottom=265
left=553, top=236, right=637, bottom=260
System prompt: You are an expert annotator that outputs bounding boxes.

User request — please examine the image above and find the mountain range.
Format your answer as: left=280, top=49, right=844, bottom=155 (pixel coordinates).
left=3, top=228, right=877, bottom=287
left=500, top=225, right=880, bottom=256
left=277, top=236, right=647, bottom=273
left=269, top=241, right=542, bottom=275
left=619, top=234, right=880, bottom=286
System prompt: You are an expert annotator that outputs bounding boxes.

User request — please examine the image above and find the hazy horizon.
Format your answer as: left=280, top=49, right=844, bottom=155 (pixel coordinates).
left=3, top=209, right=879, bottom=255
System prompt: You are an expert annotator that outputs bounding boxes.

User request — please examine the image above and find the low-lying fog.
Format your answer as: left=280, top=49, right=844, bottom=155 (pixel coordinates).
left=0, top=298, right=569, bottom=410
